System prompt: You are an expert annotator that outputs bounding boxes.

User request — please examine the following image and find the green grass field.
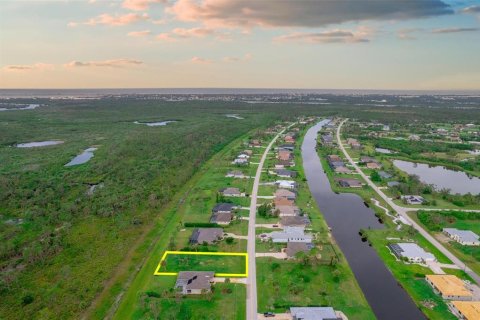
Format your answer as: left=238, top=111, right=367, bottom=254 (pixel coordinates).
left=158, top=253, right=247, bottom=275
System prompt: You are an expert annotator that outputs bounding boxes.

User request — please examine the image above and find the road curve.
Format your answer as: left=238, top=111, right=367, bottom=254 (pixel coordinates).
left=336, top=119, right=480, bottom=285
left=246, top=124, right=291, bottom=320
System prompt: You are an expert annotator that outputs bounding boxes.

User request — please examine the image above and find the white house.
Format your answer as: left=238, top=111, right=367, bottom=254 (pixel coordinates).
left=269, top=226, right=312, bottom=243
left=388, top=243, right=436, bottom=263
left=443, top=228, right=480, bottom=246
left=276, top=180, right=297, bottom=190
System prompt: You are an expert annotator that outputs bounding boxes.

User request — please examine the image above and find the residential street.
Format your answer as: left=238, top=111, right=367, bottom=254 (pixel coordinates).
left=336, top=119, right=480, bottom=286
left=246, top=125, right=291, bottom=320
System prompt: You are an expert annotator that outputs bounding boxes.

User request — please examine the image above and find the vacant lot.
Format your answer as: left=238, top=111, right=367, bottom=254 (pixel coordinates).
left=158, top=252, right=247, bottom=276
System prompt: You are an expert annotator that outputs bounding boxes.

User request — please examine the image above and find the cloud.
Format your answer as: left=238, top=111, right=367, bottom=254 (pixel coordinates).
left=127, top=30, right=151, bottom=37
left=190, top=56, right=212, bottom=64
left=68, top=13, right=149, bottom=27
left=156, top=27, right=229, bottom=41
left=223, top=53, right=252, bottom=62
left=166, top=0, right=452, bottom=29
left=397, top=28, right=423, bottom=40
left=2, top=63, right=54, bottom=72
left=122, top=0, right=165, bottom=11
left=431, top=27, right=479, bottom=34
left=64, top=58, right=143, bottom=68
left=462, top=5, right=480, bottom=14
left=274, top=27, right=373, bottom=44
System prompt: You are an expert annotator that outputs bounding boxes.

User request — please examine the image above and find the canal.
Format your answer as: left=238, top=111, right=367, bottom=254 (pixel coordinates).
left=302, top=120, right=425, bottom=320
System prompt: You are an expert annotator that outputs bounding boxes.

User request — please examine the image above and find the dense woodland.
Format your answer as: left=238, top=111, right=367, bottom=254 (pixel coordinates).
left=0, top=96, right=479, bottom=319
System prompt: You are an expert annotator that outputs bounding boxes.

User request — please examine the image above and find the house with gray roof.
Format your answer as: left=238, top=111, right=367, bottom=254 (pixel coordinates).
left=274, top=169, right=297, bottom=178
left=219, top=187, right=244, bottom=197
left=190, top=228, right=223, bottom=245
left=210, top=212, right=233, bottom=225
left=388, top=243, right=436, bottom=263
left=387, top=181, right=400, bottom=187
left=270, top=226, right=312, bottom=243
left=443, top=228, right=480, bottom=246
left=175, top=271, right=214, bottom=295
left=212, top=203, right=236, bottom=214
left=290, top=306, right=341, bottom=320
left=378, top=171, right=392, bottom=179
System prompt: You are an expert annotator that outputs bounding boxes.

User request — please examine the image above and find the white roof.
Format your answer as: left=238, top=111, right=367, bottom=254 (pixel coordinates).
left=290, top=307, right=337, bottom=320
left=444, top=228, right=480, bottom=243
left=396, top=243, right=435, bottom=260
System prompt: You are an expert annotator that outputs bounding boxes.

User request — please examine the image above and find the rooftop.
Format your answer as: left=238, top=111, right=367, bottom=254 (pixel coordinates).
left=290, top=307, right=339, bottom=320
left=426, top=275, right=472, bottom=297
left=451, top=301, right=480, bottom=320
left=175, top=271, right=214, bottom=291
left=444, top=228, right=479, bottom=243
left=389, top=243, right=435, bottom=260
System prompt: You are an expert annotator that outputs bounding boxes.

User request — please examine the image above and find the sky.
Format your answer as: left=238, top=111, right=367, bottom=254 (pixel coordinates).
left=1, top=0, right=480, bottom=90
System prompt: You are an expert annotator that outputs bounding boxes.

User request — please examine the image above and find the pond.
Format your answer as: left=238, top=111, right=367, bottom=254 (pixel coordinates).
left=65, top=147, right=97, bottom=166
left=393, top=159, right=480, bottom=195
left=133, top=120, right=176, bottom=127
left=16, top=140, right=64, bottom=148
left=0, top=104, right=40, bottom=111
left=375, top=147, right=394, bottom=154
left=225, top=114, right=244, bottom=119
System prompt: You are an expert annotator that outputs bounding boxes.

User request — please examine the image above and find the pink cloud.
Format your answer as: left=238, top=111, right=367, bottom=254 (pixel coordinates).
left=127, top=30, right=151, bottom=37
left=122, top=0, right=165, bottom=11
left=64, top=59, right=143, bottom=68
left=156, top=27, right=232, bottom=41
left=166, top=0, right=451, bottom=29
left=2, top=63, right=54, bottom=72
left=68, top=13, right=149, bottom=27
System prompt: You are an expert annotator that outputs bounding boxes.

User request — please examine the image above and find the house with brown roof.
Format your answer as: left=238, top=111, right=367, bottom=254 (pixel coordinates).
left=366, top=162, right=382, bottom=169
left=286, top=242, right=314, bottom=258
left=335, top=178, right=363, bottom=188
left=275, top=205, right=300, bottom=217
left=449, top=301, right=480, bottom=320
left=346, top=138, right=361, bottom=149
left=280, top=215, right=311, bottom=228
left=249, top=139, right=262, bottom=148
left=278, top=150, right=293, bottom=161
left=426, top=275, right=473, bottom=301
left=274, top=197, right=295, bottom=207
left=275, top=189, right=296, bottom=201
left=175, top=271, right=214, bottom=294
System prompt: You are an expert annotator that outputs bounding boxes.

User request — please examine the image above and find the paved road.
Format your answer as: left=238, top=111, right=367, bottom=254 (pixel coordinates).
left=246, top=125, right=291, bottom=320
left=336, top=119, right=480, bottom=285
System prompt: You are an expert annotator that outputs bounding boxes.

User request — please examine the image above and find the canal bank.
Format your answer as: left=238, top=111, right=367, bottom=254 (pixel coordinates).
left=302, top=120, right=425, bottom=320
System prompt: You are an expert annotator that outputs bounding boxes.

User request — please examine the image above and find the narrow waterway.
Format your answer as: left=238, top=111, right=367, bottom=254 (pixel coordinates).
left=302, top=120, right=425, bottom=320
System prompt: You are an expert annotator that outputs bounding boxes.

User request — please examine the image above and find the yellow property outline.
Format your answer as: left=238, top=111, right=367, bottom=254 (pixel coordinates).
left=154, top=251, right=248, bottom=277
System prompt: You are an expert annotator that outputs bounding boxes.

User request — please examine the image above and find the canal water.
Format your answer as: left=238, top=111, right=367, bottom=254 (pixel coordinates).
left=302, top=120, right=425, bottom=320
